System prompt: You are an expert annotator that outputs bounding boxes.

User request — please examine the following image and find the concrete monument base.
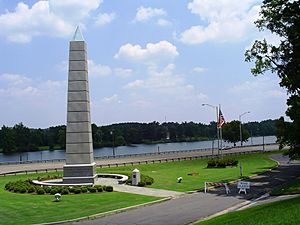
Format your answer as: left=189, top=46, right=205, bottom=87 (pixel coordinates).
left=63, top=162, right=97, bottom=184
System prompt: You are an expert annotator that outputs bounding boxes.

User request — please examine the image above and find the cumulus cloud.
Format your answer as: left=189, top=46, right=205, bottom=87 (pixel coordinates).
left=134, top=6, right=166, bottom=22
left=192, top=67, right=207, bottom=73
left=124, top=64, right=208, bottom=102
left=180, top=0, right=261, bottom=44
left=115, top=40, right=179, bottom=64
left=157, top=18, right=172, bottom=26
left=0, top=0, right=102, bottom=43
left=95, top=12, right=116, bottom=26
left=101, top=94, right=121, bottom=103
left=0, top=73, right=65, bottom=98
left=229, top=76, right=287, bottom=105
left=88, top=60, right=112, bottom=77
left=114, top=68, right=133, bottom=78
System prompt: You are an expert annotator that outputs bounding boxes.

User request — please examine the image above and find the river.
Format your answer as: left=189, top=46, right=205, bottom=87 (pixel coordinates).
left=0, top=136, right=276, bottom=163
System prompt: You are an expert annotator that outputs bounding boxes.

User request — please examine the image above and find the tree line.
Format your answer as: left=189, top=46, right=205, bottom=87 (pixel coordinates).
left=0, top=119, right=278, bottom=153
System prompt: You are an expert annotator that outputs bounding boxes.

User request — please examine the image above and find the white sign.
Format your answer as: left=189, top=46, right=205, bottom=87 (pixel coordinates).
left=237, top=181, right=250, bottom=194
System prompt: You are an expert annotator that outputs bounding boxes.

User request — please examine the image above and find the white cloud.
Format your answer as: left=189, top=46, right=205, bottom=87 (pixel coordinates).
left=125, top=80, right=145, bottom=89
left=0, top=0, right=102, bottom=43
left=114, top=68, right=133, bottom=78
left=0, top=73, right=65, bottom=98
left=192, top=67, right=207, bottom=73
left=101, top=94, right=121, bottom=103
left=88, top=60, right=112, bottom=77
left=180, top=0, right=261, bottom=44
left=229, top=76, right=287, bottom=104
left=115, top=41, right=179, bottom=64
left=95, top=12, right=116, bottom=26
left=134, top=6, right=166, bottom=22
left=157, top=18, right=172, bottom=26
left=124, top=64, right=208, bottom=102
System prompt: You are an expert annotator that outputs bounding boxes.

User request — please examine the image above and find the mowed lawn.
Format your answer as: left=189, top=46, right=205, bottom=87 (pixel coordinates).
left=196, top=196, right=300, bottom=225
left=0, top=173, right=160, bottom=225
left=98, top=152, right=278, bottom=192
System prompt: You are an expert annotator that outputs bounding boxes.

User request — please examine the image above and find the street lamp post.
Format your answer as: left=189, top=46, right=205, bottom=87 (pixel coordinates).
left=239, top=111, right=250, bottom=147
left=202, top=103, right=219, bottom=155
left=110, top=130, right=115, bottom=157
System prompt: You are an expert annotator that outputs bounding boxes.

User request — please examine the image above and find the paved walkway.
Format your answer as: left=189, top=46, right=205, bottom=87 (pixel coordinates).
left=95, top=178, right=184, bottom=198
left=72, top=154, right=300, bottom=225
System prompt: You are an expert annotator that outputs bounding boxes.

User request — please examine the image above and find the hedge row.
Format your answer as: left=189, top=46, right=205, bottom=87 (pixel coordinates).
left=207, top=158, right=238, bottom=168
left=5, top=179, right=113, bottom=195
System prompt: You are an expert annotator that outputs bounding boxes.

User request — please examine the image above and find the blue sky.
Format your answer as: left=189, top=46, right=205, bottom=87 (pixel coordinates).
left=0, top=0, right=288, bottom=128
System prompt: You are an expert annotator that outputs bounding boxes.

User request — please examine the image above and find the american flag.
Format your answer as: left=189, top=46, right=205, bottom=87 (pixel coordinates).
left=217, top=109, right=225, bottom=128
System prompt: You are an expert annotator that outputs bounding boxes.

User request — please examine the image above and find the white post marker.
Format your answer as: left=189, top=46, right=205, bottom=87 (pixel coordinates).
left=237, top=181, right=250, bottom=194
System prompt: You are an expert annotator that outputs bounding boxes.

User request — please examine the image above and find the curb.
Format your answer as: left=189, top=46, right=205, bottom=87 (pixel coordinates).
left=188, top=200, right=252, bottom=225
left=35, top=197, right=171, bottom=225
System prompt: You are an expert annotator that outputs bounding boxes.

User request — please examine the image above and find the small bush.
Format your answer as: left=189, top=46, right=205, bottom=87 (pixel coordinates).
left=74, top=188, right=81, bottom=194
left=81, top=187, right=88, bottom=193
left=61, top=188, right=69, bottom=195
left=36, top=188, right=45, bottom=195
left=50, top=188, right=59, bottom=195
left=19, top=187, right=27, bottom=193
left=95, top=185, right=103, bottom=192
left=89, top=187, right=97, bottom=193
left=105, top=186, right=113, bottom=192
left=207, top=158, right=238, bottom=168
left=44, top=187, right=51, bottom=193
left=138, top=182, right=145, bottom=187
left=27, top=186, right=36, bottom=193
left=68, top=187, right=75, bottom=193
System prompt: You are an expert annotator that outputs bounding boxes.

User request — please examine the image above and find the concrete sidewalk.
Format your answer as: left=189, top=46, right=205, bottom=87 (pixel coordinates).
left=72, top=154, right=300, bottom=225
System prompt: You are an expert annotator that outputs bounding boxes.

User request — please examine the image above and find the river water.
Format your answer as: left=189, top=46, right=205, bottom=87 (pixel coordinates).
left=0, top=136, right=276, bottom=163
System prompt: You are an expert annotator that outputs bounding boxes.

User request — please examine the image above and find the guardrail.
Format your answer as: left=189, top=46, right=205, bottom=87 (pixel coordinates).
left=0, top=143, right=277, bottom=165
left=0, top=148, right=272, bottom=176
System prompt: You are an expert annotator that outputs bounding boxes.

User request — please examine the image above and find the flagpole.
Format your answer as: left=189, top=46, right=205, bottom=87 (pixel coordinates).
left=219, top=104, right=223, bottom=158
left=216, top=105, right=219, bottom=156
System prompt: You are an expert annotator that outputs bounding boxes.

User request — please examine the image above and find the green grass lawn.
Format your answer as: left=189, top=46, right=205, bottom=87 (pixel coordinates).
left=98, top=152, right=278, bottom=192
left=0, top=173, right=160, bottom=225
left=271, top=177, right=300, bottom=195
left=196, top=196, right=300, bottom=225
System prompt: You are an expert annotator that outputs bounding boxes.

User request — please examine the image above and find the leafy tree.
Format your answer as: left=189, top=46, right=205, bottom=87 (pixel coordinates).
left=0, top=126, right=16, bottom=152
left=245, top=0, right=300, bottom=158
left=222, top=120, right=250, bottom=146
left=14, top=123, right=30, bottom=151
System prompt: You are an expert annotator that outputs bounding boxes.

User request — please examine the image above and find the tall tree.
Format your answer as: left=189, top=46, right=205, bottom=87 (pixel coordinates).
left=245, top=0, right=300, bottom=158
left=222, top=120, right=250, bottom=146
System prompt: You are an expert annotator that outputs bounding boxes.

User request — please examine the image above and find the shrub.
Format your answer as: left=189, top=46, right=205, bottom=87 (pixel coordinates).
left=19, top=187, right=27, bottom=193
left=207, top=158, right=238, bottom=168
left=74, top=188, right=81, bottom=194
left=50, top=188, right=59, bottom=195
left=44, top=187, right=51, bottom=193
left=138, top=182, right=145, bottom=187
left=105, top=186, right=113, bottom=192
left=68, top=187, right=75, bottom=193
left=95, top=185, right=103, bottom=192
left=61, top=188, right=69, bottom=195
left=27, top=186, right=36, bottom=193
left=81, top=187, right=88, bottom=193
left=37, top=188, right=45, bottom=195
left=89, top=187, right=97, bottom=193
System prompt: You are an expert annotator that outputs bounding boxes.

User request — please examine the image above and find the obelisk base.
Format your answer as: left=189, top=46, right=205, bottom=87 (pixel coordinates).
left=63, top=162, right=97, bottom=184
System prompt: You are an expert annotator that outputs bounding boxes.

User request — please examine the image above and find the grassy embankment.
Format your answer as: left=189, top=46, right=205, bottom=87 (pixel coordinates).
left=0, top=172, right=160, bottom=225
left=98, top=152, right=278, bottom=192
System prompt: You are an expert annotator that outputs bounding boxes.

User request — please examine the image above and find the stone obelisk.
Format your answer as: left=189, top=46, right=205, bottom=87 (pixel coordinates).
left=63, top=26, right=96, bottom=184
